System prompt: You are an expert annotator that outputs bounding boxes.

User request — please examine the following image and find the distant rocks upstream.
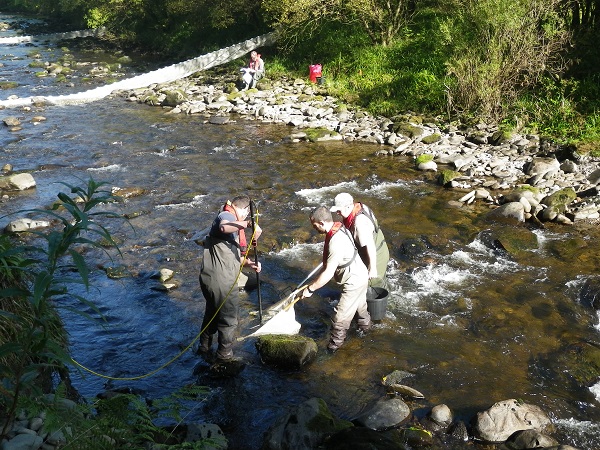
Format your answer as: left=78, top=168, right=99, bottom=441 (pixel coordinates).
left=116, top=71, right=600, bottom=228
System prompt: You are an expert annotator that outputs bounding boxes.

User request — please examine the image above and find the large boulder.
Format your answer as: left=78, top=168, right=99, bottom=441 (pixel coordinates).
left=472, top=399, right=551, bottom=443
left=354, top=398, right=411, bottom=430
left=478, top=227, right=539, bottom=258
left=525, top=157, right=560, bottom=185
left=262, top=397, right=353, bottom=450
left=484, top=202, right=526, bottom=224
left=541, top=187, right=577, bottom=213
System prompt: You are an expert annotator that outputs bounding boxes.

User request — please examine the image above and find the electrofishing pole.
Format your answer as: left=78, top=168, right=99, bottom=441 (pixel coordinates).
left=249, top=199, right=262, bottom=323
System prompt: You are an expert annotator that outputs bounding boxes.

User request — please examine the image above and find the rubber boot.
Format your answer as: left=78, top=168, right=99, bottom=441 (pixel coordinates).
left=357, top=315, right=371, bottom=336
left=328, top=323, right=347, bottom=353
left=197, top=333, right=214, bottom=361
left=216, top=327, right=235, bottom=361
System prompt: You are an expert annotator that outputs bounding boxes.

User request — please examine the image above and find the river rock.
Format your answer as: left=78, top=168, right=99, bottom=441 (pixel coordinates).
left=159, top=268, right=174, bottom=282
left=4, top=218, right=51, bottom=233
left=587, top=168, right=600, bottom=185
left=525, top=157, right=560, bottom=186
left=1, top=433, right=44, bottom=450
left=478, top=226, right=539, bottom=257
left=418, top=160, right=437, bottom=171
left=541, top=187, right=576, bottom=211
left=2, top=116, right=20, bottom=127
left=429, top=404, right=453, bottom=427
left=472, top=399, right=551, bottom=443
left=484, top=202, right=526, bottom=224
left=262, top=397, right=353, bottom=450
left=505, top=428, right=559, bottom=449
left=580, top=278, right=600, bottom=310
left=208, top=114, right=230, bottom=125
left=354, top=398, right=411, bottom=430
left=0, top=173, right=36, bottom=191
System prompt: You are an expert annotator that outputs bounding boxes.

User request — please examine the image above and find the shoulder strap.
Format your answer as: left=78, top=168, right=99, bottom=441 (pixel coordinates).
left=338, top=226, right=358, bottom=269
left=359, top=204, right=380, bottom=233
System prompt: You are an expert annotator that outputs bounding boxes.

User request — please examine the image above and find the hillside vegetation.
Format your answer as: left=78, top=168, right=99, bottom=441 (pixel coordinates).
left=1, top=0, right=599, bottom=151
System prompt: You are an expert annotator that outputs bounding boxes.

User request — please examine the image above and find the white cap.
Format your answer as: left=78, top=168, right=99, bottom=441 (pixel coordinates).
left=330, top=192, right=354, bottom=212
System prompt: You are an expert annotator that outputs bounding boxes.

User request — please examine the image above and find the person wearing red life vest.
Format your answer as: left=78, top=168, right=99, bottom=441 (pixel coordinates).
left=241, top=51, right=264, bottom=90
left=301, top=206, right=371, bottom=353
left=330, top=192, right=390, bottom=290
left=198, top=195, right=262, bottom=362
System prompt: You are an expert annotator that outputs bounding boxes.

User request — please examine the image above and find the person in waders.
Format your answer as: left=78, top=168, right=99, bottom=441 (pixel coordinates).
left=330, top=192, right=390, bottom=290
left=198, top=195, right=262, bottom=362
left=301, top=206, right=371, bottom=353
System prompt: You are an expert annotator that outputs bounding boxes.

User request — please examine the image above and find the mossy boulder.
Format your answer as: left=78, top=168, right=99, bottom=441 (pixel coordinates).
left=478, top=226, right=539, bottom=258
left=540, top=187, right=576, bottom=212
left=421, top=133, right=441, bottom=144
left=142, top=94, right=160, bottom=106
left=537, top=341, right=600, bottom=388
left=393, top=122, right=424, bottom=138
left=0, top=81, right=18, bottom=89
left=437, top=169, right=461, bottom=186
left=489, top=130, right=513, bottom=146
left=414, top=153, right=434, bottom=167
left=161, top=89, right=189, bottom=107
left=305, top=127, right=341, bottom=142
left=255, top=334, right=318, bottom=369
left=226, top=91, right=242, bottom=102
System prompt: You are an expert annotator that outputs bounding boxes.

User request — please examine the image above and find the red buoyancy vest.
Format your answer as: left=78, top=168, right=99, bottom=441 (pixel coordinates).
left=223, top=201, right=247, bottom=254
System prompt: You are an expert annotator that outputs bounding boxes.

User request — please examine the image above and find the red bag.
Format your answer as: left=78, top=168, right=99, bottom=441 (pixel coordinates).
left=309, top=64, right=322, bottom=83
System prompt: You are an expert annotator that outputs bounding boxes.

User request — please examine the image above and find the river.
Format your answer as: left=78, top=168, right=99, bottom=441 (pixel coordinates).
left=1, top=13, right=600, bottom=449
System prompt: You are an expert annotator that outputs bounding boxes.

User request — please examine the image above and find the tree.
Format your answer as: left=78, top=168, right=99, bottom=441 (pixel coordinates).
left=262, top=0, right=415, bottom=46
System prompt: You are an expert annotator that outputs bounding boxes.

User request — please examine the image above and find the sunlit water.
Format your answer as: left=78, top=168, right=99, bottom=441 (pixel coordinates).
left=2, top=14, right=600, bottom=449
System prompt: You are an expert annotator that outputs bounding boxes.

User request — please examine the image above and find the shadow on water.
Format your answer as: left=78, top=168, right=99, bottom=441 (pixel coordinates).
left=2, top=17, right=600, bottom=449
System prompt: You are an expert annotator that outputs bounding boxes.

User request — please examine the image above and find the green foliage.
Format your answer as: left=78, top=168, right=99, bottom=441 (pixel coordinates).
left=502, top=74, right=600, bottom=150
left=262, top=0, right=414, bottom=46
left=440, top=0, right=569, bottom=121
left=0, top=179, right=123, bottom=438
left=0, top=180, right=216, bottom=448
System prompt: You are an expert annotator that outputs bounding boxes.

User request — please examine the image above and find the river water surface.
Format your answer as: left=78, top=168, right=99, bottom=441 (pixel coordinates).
left=2, top=14, right=600, bottom=449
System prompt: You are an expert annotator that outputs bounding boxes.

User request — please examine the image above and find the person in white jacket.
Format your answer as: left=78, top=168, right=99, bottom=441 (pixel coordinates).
left=240, top=51, right=264, bottom=90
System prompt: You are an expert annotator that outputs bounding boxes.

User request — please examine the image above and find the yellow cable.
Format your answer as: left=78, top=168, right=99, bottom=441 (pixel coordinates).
left=71, top=205, right=260, bottom=380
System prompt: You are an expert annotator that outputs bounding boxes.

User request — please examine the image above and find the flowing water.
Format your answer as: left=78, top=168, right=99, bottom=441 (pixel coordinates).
left=2, top=14, right=600, bottom=449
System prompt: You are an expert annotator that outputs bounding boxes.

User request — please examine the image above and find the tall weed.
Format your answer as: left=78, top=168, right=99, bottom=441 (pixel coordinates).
left=441, top=0, right=569, bottom=121
left=0, top=179, right=122, bottom=437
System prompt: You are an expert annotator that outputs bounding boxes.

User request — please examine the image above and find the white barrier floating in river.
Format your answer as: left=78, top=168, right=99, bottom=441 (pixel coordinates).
left=0, top=30, right=276, bottom=108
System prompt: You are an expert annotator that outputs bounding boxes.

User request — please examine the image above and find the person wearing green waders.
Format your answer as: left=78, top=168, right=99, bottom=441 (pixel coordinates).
left=330, top=193, right=390, bottom=290
left=198, top=195, right=262, bottom=362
